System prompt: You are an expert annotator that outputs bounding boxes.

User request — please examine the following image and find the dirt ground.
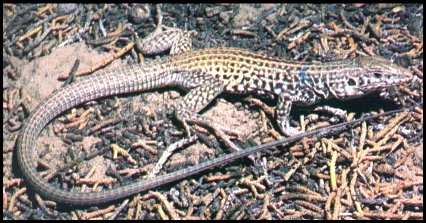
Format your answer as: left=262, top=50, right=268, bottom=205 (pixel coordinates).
left=3, top=4, right=423, bottom=220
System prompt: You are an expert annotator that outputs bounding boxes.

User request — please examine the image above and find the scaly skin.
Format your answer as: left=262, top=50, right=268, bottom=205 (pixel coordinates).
left=17, top=48, right=413, bottom=205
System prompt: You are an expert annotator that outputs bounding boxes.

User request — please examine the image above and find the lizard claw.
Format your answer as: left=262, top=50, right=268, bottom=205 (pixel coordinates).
left=282, top=127, right=304, bottom=137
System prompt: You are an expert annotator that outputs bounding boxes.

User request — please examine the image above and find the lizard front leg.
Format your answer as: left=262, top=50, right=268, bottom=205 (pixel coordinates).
left=276, top=94, right=302, bottom=136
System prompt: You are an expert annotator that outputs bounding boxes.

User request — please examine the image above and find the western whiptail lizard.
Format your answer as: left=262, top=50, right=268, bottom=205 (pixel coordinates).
left=16, top=11, right=414, bottom=205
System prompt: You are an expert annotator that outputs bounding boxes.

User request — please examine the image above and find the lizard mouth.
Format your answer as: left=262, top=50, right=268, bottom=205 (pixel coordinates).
left=358, top=76, right=411, bottom=92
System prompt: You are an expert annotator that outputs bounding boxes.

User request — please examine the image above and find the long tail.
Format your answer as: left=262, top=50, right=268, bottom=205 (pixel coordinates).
left=16, top=62, right=177, bottom=205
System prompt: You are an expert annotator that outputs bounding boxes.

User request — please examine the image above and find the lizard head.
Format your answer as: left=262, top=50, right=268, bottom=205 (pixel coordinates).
left=330, top=56, right=413, bottom=99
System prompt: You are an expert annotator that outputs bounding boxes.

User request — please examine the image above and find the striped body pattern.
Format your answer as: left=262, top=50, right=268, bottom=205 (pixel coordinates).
left=167, top=48, right=412, bottom=105
left=17, top=26, right=413, bottom=205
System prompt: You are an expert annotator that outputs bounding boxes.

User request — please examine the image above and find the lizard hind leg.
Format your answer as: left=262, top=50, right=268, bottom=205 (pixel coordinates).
left=137, top=4, right=196, bottom=55
left=173, top=76, right=243, bottom=152
left=149, top=77, right=243, bottom=178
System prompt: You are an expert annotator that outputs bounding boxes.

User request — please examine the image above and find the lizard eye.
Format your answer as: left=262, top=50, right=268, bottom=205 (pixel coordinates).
left=348, top=78, right=357, bottom=86
left=373, top=72, right=382, bottom=78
